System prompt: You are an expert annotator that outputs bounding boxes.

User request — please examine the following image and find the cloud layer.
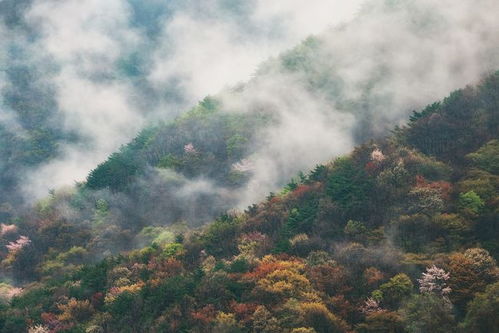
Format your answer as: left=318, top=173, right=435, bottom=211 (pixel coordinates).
left=2, top=0, right=499, bottom=220
left=215, top=0, right=499, bottom=206
left=0, top=0, right=363, bottom=200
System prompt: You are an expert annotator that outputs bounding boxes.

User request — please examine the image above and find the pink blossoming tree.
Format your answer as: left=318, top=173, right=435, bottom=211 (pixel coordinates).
left=5, top=235, right=31, bottom=253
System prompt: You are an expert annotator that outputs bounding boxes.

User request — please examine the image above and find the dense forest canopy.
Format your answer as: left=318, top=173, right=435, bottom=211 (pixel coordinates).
left=0, top=71, right=498, bottom=332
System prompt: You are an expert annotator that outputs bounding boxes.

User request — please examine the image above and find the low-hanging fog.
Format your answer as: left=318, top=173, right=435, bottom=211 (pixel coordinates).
left=0, top=0, right=363, bottom=205
left=1, top=0, right=499, bottom=233
left=215, top=0, right=499, bottom=207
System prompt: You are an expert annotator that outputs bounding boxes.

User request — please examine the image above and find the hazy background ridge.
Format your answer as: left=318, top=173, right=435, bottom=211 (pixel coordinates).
left=0, top=0, right=363, bottom=207
left=1, top=0, right=499, bottom=219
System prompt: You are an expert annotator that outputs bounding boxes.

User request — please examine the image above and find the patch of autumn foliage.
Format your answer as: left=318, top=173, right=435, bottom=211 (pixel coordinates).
left=415, top=175, right=453, bottom=200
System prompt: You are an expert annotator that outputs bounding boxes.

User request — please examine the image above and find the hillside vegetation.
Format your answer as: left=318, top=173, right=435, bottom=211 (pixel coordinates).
left=1, top=71, right=498, bottom=332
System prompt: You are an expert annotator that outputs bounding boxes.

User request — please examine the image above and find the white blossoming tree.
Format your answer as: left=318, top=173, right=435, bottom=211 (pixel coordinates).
left=28, top=325, right=50, bottom=333
left=418, top=265, right=451, bottom=297
left=184, top=143, right=196, bottom=154
left=361, top=297, right=383, bottom=314
left=371, top=148, right=386, bottom=162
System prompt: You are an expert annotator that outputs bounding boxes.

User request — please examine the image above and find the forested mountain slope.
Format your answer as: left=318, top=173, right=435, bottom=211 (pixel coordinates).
left=1, top=71, right=498, bottom=333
